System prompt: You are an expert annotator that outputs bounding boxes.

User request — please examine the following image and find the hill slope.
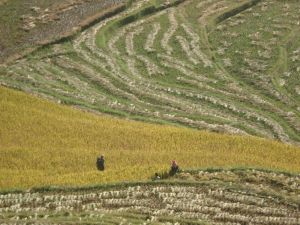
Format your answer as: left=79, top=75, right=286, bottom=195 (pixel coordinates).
left=0, top=86, right=300, bottom=190
left=0, top=0, right=300, bottom=144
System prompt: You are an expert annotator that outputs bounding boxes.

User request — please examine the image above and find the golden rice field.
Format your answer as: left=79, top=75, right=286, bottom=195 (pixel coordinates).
left=0, top=86, right=300, bottom=191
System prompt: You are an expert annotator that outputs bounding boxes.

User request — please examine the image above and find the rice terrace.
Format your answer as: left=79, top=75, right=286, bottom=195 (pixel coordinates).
left=0, top=0, right=300, bottom=224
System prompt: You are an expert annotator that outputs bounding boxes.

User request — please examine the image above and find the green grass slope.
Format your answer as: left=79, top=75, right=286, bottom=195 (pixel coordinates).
left=1, top=0, right=299, bottom=145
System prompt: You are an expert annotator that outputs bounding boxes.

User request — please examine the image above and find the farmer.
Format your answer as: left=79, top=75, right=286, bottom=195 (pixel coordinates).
left=96, top=155, right=105, bottom=171
left=169, top=160, right=179, bottom=176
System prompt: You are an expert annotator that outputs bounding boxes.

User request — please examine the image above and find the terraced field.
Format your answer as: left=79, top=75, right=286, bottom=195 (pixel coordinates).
left=1, top=0, right=300, bottom=144
left=1, top=169, right=299, bottom=224
left=3, top=86, right=300, bottom=190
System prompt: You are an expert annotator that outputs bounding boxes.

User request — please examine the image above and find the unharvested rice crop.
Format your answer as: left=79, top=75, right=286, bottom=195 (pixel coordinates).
left=0, top=169, right=299, bottom=224
left=0, top=0, right=299, bottom=145
left=0, top=86, right=300, bottom=190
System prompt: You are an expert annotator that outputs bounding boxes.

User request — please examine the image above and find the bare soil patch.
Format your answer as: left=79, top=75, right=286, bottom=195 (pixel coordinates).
left=0, top=0, right=124, bottom=64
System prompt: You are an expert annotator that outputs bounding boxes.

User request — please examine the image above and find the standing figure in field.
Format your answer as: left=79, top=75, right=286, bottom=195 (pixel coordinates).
left=169, top=160, right=179, bottom=176
left=96, top=155, right=105, bottom=171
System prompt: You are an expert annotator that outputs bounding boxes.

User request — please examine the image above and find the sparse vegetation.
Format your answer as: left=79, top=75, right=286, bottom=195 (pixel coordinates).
left=0, top=0, right=125, bottom=63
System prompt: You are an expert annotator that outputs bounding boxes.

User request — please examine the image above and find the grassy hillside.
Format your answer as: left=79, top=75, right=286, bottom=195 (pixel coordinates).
left=0, top=0, right=299, bottom=144
left=0, top=86, right=300, bottom=190
left=1, top=168, right=299, bottom=224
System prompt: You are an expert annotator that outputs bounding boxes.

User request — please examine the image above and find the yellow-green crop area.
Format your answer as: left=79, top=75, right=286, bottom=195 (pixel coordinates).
left=0, top=86, right=300, bottom=190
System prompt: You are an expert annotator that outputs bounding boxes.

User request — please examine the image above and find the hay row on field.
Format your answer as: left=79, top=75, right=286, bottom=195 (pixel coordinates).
left=1, top=169, right=299, bottom=224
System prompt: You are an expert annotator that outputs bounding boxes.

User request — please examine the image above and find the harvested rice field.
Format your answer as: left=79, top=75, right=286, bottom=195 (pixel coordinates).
left=1, top=0, right=299, bottom=144
left=1, top=169, right=299, bottom=224
left=1, top=0, right=300, bottom=224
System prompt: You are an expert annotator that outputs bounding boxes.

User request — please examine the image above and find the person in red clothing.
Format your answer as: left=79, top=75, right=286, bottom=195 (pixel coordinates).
left=169, top=160, right=179, bottom=176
